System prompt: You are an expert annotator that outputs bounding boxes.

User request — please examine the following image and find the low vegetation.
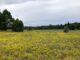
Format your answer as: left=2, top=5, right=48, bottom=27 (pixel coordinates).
left=0, top=30, right=80, bottom=60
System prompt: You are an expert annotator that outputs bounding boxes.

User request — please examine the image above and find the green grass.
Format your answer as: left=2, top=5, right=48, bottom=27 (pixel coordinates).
left=0, top=30, right=80, bottom=60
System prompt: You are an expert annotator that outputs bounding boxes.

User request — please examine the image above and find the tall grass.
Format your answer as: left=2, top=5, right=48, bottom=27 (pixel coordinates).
left=0, top=30, right=80, bottom=60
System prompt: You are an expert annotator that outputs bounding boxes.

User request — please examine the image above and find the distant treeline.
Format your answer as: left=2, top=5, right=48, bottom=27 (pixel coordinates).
left=0, top=9, right=24, bottom=32
left=25, top=22, right=80, bottom=30
left=1, top=9, right=80, bottom=31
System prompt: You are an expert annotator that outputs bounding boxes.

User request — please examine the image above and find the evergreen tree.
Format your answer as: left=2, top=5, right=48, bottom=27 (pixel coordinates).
left=0, top=12, right=2, bottom=28
left=0, top=12, right=7, bottom=30
left=12, top=19, right=24, bottom=32
left=0, top=9, right=24, bottom=32
left=2, top=9, right=12, bottom=19
left=19, top=20, right=24, bottom=32
left=0, top=9, right=12, bottom=30
left=64, top=26, right=69, bottom=33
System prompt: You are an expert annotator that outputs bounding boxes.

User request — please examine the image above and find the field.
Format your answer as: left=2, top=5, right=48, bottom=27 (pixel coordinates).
left=0, top=30, right=80, bottom=60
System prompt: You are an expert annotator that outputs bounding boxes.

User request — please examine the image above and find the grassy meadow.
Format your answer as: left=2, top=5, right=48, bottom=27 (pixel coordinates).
left=0, top=30, right=80, bottom=60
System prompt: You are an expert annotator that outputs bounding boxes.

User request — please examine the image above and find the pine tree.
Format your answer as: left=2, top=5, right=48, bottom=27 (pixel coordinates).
left=19, top=20, right=24, bottom=32
left=12, top=19, right=24, bottom=32
left=64, top=26, right=69, bottom=33
left=0, top=9, right=24, bottom=32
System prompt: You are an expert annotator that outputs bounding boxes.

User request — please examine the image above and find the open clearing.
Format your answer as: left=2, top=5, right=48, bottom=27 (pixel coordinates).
left=0, top=30, right=80, bottom=60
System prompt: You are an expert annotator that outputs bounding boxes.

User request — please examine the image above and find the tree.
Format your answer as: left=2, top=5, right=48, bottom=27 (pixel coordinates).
left=2, top=9, right=12, bottom=19
left=0, top=9, right=12, bottom=30
left=0, top=9, right=24, bottom=32
left=64, top=26, right=69, bottom=33
left=7, top=18, right=15, bottom=29
left=0, top=13, right=7, bottom=30
left=19, top=20, right=24, bottom=32
left=0, top=12, right=2, bottom=29
left=12, top=19, right=24, bottom=32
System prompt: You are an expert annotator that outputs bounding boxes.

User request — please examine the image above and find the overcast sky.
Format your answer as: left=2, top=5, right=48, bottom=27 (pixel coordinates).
left=0, top=0, right=80, bottom=26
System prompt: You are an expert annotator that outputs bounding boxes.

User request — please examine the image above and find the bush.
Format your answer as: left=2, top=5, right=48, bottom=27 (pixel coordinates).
left=64, top=26, right=69, bottom=33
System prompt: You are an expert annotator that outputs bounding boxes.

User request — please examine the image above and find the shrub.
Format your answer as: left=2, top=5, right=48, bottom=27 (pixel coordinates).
left=64, top=26, right=69, bottom=33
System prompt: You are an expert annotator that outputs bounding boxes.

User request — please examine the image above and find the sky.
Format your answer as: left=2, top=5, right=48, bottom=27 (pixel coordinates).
left=0, top=0, right=80, bottom=26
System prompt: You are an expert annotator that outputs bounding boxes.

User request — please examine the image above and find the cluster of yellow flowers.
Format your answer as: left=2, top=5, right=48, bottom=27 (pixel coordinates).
left=0, top=30, right=80, bottom=60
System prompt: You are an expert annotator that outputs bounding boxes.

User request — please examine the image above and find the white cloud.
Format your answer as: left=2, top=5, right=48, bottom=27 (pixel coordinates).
left=0, top=0, right=80, bottom=26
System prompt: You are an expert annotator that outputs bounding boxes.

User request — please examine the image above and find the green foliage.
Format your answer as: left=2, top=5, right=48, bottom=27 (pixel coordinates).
left=12, top=19, right=24, bottom=32
left=2, top=9, right=12, bottom=19
left=64, top=26, right=69, bottom=33
left=0, top=9, right=24, bottom=32
left=25, top=22, right=80, bottom=30
left=0, top=9, right=12, bottom=30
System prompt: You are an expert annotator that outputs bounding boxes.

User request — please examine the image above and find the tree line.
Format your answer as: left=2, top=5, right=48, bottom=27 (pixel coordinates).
left=0, top=9, right=80, bottom=32
left=0, top=9, right=24, bottom=32
left=25, top=22, right=80, bottom=30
